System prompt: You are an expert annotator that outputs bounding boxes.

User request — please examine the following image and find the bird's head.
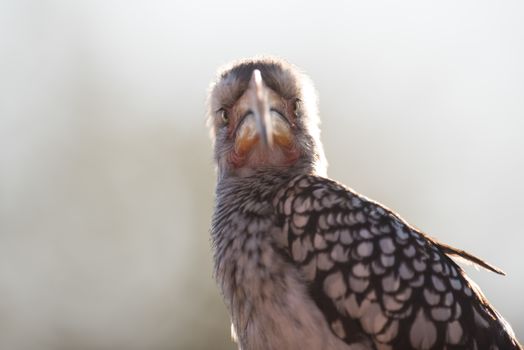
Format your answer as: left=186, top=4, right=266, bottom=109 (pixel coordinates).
left=207, top=57, right=327, bottom=179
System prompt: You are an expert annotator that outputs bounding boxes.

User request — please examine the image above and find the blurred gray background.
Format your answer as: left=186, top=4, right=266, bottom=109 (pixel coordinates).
left=1, top=1, right=523, bottom=349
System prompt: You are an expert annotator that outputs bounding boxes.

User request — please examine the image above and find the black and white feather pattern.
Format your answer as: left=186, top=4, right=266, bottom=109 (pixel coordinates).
left=271, top=174, right=520, bottom=350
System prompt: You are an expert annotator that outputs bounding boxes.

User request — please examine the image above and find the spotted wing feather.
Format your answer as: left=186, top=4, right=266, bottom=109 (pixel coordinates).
left=274, top=175, right=521, bottom=350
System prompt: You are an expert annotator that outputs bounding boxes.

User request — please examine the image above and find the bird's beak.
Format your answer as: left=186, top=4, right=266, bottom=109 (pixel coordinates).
left=248, top=69, right=273, bottom=148
left=234, top=70, right=273, bottom=154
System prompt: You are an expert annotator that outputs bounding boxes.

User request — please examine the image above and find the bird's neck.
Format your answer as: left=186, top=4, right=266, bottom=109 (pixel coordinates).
left=218, top=159, right=322, bottom=182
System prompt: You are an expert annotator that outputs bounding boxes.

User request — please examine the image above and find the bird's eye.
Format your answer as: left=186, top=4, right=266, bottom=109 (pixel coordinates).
left=218, top=109, right=229, bottom=124
left=293, top=99, right=301, bottom=115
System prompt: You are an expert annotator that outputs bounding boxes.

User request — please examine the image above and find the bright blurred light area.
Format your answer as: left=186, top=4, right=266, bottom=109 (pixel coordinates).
left=0, top=1, right=523, bottom=349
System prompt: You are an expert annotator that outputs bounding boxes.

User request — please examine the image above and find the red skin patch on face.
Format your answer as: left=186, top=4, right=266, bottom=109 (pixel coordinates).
left=229, top=133, right=300, bottom=169
left=229, top=151, right=247, bottom=168
left=229, top=130, right=260, bottom=167
left=281, top=146, right=301, bottom=166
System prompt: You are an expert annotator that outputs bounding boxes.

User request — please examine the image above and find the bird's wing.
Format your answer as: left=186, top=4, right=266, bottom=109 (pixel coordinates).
left=274, top=175, right=520, bottom=350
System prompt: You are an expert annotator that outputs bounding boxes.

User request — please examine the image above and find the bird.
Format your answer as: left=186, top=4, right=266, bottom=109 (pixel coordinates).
left=207, top=57, right=522, bottom=350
